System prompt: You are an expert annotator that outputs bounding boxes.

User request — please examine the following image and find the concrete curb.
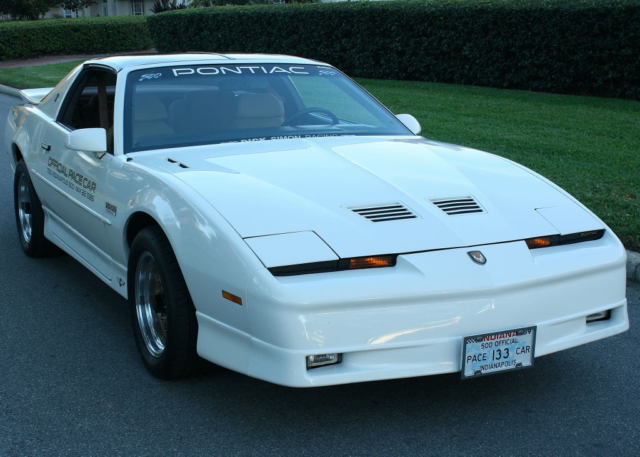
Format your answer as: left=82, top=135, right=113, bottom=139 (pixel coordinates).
left=627, top=250, right=640, bottom=283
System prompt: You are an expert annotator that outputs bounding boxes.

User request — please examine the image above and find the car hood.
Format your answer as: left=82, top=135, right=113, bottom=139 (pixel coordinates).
left=135, top=136, right=603, bottom=258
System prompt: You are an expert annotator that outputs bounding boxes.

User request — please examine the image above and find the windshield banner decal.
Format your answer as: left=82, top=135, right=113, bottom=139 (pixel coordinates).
left=172, top=65, right=313, bottom=77
left=132, top=64, right=338, bottom=84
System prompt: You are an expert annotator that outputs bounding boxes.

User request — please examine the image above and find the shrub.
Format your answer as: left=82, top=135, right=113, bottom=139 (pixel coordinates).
left=147, top=0, right=640, bottom=99
left=0, top=15, right=152, bottom=61
left=151, top=0, right=188, bottom=14
left=190, top=0, right=316, bottom=5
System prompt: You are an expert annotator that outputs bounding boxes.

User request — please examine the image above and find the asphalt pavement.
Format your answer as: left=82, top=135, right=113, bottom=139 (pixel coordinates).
left=1, top=92, right=639, bottom=457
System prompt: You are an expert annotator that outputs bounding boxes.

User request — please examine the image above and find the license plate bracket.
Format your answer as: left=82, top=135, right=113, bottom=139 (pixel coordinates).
left=461, top=326, right=536, bottom=379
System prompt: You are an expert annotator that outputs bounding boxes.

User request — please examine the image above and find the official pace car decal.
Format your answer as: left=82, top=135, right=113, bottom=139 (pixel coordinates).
left=47, top=157, right=96, bottom=202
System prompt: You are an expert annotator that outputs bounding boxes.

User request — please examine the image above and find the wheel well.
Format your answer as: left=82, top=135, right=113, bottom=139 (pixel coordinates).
left=12, top=144, right=23, bottom=164
left=125, top=212, right=161, bottom=249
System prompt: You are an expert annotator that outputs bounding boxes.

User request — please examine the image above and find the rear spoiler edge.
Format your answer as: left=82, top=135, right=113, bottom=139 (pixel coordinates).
left=0, top=84, right=53, bottom=104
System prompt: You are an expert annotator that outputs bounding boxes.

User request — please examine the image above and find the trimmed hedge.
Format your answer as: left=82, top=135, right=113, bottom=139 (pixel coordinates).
left=0, top=16, right=152, bottom=61
left=148, top=0, right=640, bottom=99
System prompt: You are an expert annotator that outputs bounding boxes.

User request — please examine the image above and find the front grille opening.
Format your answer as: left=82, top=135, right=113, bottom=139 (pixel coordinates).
left=351, top=203, right=416, bottom=222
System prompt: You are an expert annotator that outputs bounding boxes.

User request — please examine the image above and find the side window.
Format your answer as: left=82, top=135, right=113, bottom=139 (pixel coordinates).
left=58, top=68, right=117, bottom=152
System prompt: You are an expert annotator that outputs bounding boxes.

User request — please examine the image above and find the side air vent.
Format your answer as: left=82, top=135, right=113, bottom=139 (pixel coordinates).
left=351, top=203, right=416, bottom=222
left=432, top=197, right=483, bottom=215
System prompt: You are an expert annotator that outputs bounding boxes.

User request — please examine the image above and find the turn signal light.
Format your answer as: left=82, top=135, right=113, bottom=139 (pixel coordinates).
left=269, top=254, right=398, bottom=276
left=525, top=229, right=605, bottom=250
left=348, top=255, right=396, bottom=270
left=526, top=237, right=553, bottom=249
left=222, top=290, right=243, bottom=305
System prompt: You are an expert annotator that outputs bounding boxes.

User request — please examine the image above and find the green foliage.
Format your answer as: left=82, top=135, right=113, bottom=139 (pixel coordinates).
left=189, top=0, right=315, bottom=6
left=151, top=0, right=188, bottom=14
left=0, top=16, right=153, bottom=60
left=58, top=0, right=96, bottom=13
left=0, top=0, right=58, bottom=20
left=0, top=59, right=84, bottom=88
left=148, top=0, right=640, bottom=99
left=189, top=0, right=274, bottom=6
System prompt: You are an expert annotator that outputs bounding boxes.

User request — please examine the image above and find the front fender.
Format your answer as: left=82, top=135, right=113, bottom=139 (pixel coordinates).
left=117, top=164, right=267, bottom=338
left=5, top=105, right=27, bottom=171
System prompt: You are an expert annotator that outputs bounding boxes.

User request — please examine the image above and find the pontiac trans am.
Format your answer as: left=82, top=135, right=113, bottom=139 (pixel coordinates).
left=5, top=54, right=629, bottom=386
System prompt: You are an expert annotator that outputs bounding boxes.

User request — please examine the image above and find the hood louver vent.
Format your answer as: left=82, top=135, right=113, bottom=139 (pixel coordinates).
left=351, top=203, right=416, bottom=222
left=432, top=197, right=484, bottom=215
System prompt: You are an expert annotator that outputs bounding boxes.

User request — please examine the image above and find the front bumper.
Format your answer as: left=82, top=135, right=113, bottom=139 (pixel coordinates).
left=196, top=232, right=629, bottom=387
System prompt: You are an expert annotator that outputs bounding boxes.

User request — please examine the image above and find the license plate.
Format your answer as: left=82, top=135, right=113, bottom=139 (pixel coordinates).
left=461, top=326, right=536, bottom=379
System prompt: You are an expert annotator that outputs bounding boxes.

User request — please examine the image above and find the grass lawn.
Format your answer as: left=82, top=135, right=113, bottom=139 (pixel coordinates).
left=0, top=60, right=83, bottom=89
left=1, top=62, right=638, bottom=251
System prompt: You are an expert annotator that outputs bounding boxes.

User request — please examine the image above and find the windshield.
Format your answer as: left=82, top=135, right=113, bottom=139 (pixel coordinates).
left=124, top=64, right=411, bottom=152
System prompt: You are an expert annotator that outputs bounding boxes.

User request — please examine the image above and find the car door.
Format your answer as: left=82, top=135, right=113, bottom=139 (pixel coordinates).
left=39, top=66, right=118, bottom=279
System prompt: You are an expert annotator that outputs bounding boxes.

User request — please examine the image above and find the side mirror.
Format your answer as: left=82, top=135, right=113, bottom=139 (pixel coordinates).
left=396, top=114, right=421, bottom=135
left=66, top=128, right=107, bottom=153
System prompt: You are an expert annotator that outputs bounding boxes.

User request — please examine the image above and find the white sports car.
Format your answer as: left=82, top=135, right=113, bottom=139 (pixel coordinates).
left=6, top=54, right=628, bottom=386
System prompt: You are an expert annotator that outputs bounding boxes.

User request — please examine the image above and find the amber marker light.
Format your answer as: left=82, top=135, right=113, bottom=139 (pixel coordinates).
left=222, top=290, right=243, bottom=305
left=269, top=254, right=398, bottom=276
left=525, top=230, right=605, bottom=250
left=525, top=237, right=553, bottom=249
left=348, top=255, right=396, bottom=270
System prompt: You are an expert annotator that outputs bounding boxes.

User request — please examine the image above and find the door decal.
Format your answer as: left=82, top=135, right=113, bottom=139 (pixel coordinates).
left=47, top=157, right=97, bottom=201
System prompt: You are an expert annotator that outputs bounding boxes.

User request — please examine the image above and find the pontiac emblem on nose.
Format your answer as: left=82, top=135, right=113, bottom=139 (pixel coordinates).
left=468, top=251, right=487, bottom=265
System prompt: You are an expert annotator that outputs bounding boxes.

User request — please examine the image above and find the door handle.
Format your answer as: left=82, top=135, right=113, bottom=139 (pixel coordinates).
left=41, top=143, right=51, bottom=152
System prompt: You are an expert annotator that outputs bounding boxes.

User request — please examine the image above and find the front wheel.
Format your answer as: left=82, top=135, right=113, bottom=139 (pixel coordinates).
left=128, top=226, right=198, bottom=379
left=13, top=161, right=57, bottom=257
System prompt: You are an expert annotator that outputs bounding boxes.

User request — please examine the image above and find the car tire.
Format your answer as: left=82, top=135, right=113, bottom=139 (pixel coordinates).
left=128, top=226, right=198, bottom=379
left=14, top=161, right=57, bottom=257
